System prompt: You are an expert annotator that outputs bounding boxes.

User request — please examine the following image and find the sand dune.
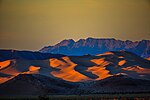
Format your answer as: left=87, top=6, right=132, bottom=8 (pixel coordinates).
left=0, top=60, right=20, bottom=83
left=29, top=66, right=40, bottom=72
left=118, top=60, right=126, bottom=66
left=96, top=52, right=114, bottom=56
left=0, top=50, right=150, bottom=84
left=50, top=57, right=91, bottom=82
left=122, top=66, right=150, bottom=74
left=87, top=58, right=112, bottom=80
left=0, top=77, right=12, bottom=84
left=147, top=57, right=150, bottom=61
left=0, top=60, right=11, bottom=70
left=23, top=66, right=41, bottom=74
left=90, top=58, right=106, bottom=65
left=86, top=66, right=112, bottom=80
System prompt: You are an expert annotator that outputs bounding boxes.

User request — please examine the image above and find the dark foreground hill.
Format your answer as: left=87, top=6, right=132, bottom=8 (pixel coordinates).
left=0, top=74, right=150, bottom=96
left=0, top=49, right=64, bottom=61
left=0, top=74, right=77, bottom=96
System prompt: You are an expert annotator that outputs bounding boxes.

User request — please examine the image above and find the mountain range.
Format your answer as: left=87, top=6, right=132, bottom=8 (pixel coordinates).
left=0, top=49, right=150, bottom=96
left=40, top=38, right=150, bottom=58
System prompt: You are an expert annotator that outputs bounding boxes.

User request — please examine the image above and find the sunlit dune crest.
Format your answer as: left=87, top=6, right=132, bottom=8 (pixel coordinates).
left=50, top=58, right=67, bottom=68
left=0, top=64, right=41, bottom=83
left=118, top=60, right=126, bottom=66
left=0, top=60, right=20, bottom=76
left=105, top=52, right=114, bottom=55
left=0, top=60, right=21, bottom=84
left=0, top=73, right=20, bottom=84
left=0, top=60, right=11, bottom=70
left=23, top=66, right=41, bottom=74
left=0, top=72, right=20, bottom=84
left=90, top=58, right=105, bottom=65
left=96, top=52, right=113, bottom=56
left=122, top=66, right=150, bottom=74
left=50, top=57, right=91, bottom=82
left=87, top=66, right=112, bottom=80
left=29, top=66, right=40, bottom=72
left=0, top=77, right=11, bottom=84
left=147, top=57, right=150, bottom=61
left=87, top=58, right=112, bottom=80
left=0, top=65, right=40, bottom=83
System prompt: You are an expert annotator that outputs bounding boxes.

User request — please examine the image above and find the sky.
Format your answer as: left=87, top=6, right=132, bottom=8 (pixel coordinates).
left=0, top=0, right=150, bottom=50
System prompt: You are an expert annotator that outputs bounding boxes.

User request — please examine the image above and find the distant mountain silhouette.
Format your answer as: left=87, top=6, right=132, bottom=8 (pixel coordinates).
left=40, top=38, right=150, bottom=58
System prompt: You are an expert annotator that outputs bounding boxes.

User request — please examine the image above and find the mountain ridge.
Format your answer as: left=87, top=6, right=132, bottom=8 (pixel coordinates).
left=40, top=38, right=150, bottom=58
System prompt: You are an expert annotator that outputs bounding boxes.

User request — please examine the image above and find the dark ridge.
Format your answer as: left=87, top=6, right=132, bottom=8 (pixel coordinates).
left=0, top=49, right=65, bottom=61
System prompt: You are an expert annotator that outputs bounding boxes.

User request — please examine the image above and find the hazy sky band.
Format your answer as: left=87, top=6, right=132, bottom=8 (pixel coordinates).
left=0, top=0, right=150, bottom=50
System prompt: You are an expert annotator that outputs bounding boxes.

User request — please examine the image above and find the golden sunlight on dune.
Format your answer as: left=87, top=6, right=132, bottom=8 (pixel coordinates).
left=50, top=57, right=91, bottom=82
left=0, top=60, right=11, bottom=70
left=0, top=71, right=20, bottom=84
left=0, top=77, right=11, bottom=84
left=0, top=60, right=21, bottom=84
left=87, top=58, right=112, bottom=80
left=118, top=60, right=126, bottom=66
left=23, top=66, right=41, bottom=74
left=29, top=66, right=40, bottom=72
left=96, top=52, right=114, bottom=56
left=147, top=57, right=150, bottom=61
left=86, top=66, right=112, bottom=80
left=0, top=75, right=20, bottom=84
left=122, top=66, right=150, bottom=74
left=90, top=58, right=105, bottom=65
left=105, top=52, right=114, bottom=55
left=0, top=60, right=20, bottom=76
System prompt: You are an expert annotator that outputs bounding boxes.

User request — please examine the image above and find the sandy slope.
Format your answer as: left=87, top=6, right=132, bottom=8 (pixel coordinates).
left=50, top=57, right=91, bottom=82
left=0, top=60, right=11, bottom=70
left=86, top=58, right=112, bottom=80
